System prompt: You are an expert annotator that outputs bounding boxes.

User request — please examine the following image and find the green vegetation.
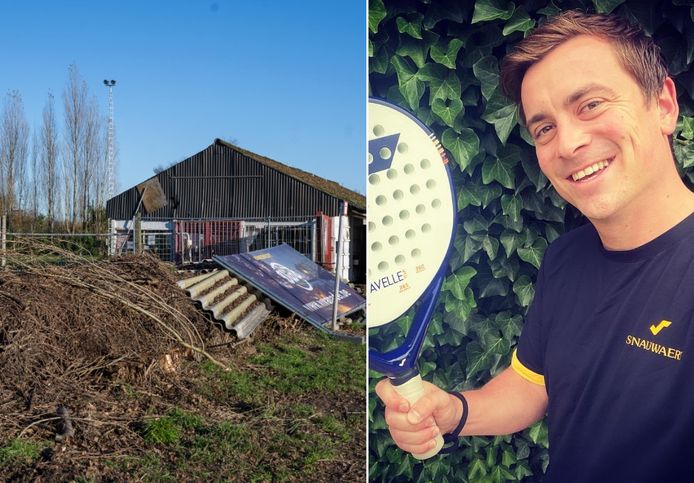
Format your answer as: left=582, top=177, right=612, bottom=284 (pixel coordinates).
left=120, top=329, right=365, bottom=481
left=0, top=439, right=45, bottom=468
left=369, top=0, right=694, bottom=481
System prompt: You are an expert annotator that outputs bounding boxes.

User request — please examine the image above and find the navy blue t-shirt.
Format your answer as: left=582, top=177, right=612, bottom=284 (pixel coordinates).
left=514, top=213, right=694, bottom=482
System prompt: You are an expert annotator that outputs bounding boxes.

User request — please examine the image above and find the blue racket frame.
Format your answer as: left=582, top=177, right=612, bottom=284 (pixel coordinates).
left=368, top=98, right=458, bottom=382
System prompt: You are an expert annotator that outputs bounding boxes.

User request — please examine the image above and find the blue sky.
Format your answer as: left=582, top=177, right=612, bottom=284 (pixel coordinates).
left=0, top=0, right=365, bottom=196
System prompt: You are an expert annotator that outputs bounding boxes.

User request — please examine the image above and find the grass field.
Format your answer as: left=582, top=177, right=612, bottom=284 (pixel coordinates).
left=0, top=327, right=366, bottom=482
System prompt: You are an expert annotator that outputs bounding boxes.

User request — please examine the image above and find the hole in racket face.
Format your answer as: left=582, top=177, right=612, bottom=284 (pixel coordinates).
left=367, top=100, right=456, bottom=328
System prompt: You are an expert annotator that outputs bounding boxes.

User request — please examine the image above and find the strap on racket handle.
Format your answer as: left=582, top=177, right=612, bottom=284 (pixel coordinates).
left=392, top=373, right=444, bottom=459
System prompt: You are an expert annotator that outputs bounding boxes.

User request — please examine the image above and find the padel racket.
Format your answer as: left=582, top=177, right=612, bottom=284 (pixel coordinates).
left=368, top=98, right=457, bottom=459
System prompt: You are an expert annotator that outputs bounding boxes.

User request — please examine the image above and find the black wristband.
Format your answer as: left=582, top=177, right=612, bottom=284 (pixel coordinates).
left=440, top=391, right=468, bottom=452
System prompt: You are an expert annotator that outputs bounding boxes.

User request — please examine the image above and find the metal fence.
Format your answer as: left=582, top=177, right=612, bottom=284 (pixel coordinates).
left=112, top=216, right=318, bottom=264
left=1, top=216, right=320, bottom=268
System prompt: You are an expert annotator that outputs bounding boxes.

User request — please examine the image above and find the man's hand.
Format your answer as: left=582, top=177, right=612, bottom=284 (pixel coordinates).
left=375, top=378, right=462, bottom=455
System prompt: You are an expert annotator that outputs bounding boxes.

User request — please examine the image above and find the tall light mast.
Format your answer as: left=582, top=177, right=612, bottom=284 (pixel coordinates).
left=103, top=79, right=116, bottom=201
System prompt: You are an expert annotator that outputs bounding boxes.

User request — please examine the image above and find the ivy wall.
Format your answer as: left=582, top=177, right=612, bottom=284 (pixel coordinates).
left=368, top=0, right=694, bottom=481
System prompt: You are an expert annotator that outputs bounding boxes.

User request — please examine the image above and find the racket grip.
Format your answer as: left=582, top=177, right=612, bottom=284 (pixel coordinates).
left=393, top=374, right=444, bottom=459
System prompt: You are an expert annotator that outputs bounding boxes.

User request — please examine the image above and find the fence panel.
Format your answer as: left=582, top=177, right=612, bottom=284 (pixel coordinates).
left=4, top=216, right=318, bottom=267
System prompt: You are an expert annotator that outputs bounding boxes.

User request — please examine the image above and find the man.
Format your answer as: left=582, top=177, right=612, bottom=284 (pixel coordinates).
left=376, top=10, right=694, bottom=482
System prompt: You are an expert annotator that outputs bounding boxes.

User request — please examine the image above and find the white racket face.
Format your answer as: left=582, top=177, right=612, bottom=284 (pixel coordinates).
left=367, top=99, right=456, bottom=328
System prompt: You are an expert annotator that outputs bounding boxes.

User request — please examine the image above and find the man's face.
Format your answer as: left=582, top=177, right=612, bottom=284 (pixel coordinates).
left=521, top=35, right=675, bottom=224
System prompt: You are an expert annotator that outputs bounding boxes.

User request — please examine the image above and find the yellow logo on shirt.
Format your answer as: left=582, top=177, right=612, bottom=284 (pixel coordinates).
left=625, top=319, right=683, bottom=360
left=625, top=335, right=682, bottom=361
left=649, top=320, right=671, bottom=336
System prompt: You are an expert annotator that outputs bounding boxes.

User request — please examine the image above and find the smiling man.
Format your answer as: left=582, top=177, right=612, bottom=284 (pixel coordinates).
left=375, top=10, right=694, bottom=482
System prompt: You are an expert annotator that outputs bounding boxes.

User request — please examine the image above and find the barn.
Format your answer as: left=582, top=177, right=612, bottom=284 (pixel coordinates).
left=106, top=139, right=366, bottom=282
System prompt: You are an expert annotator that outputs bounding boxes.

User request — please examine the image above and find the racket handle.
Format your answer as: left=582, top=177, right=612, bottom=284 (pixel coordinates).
left=393, top=374, right=444, bottom=459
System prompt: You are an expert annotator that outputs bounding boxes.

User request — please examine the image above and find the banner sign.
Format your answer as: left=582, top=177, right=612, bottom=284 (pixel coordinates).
left=213, top=244, right=365, bottom=331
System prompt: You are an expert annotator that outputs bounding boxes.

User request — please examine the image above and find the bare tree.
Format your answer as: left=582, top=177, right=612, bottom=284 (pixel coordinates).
left=15, top=128, right=29, bottom=224
left=80, top=96, right=103, bottom=227
left=41, top=92, right=60, bottom=231
left=63, top=64, right=88, bottom=232
left=0, top=90, right=30, bottom=221
left=30, top=130, right=40, bottom=225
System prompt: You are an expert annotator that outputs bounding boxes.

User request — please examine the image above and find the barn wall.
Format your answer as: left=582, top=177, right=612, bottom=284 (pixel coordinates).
left=106, top=143, right=347, bottom=220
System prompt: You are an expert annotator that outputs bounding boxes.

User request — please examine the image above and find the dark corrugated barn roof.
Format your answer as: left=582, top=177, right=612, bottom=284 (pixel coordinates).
left=106, top=139, right=365, bottom=220
left=215, top=139, right=365, bottom=210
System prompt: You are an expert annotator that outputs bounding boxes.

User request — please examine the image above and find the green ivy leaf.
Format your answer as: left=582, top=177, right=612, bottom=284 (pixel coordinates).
left=517, top=238, right=548, bottom=269
left=370, top=45, right=391, bottom=75
left=420, top=360, right=437, bottom=379
left=444, top=287, right=476, bottom=317
left=458, top=183, right=482, bottom=209
left=483, top=331, right=511, bottom=355
left=444, top=310, right=472, bottom=337
left=502, top=7, right=535, bottom=36
left=490, top=255, right=519, bottom=282
left=592, top=0, right=626, bottom=15
left=480, top=234, right=500, bottom=260
left=396, top=14, right=424, bottom=39
left=519, top=124, right=535, bottom=146
left=501, top=193, right=522, bottom=223
left=500, top=229, right=522, bottom=257
left=521, top=154, right=548, bottom=191
left=472, top=56, right=500, bottom=101
left=522, top=191, right=566, bottom=223
left=431, top=38, right=465, bottom=69
left=471, top=0, right=515, bottom=24
left=674, top=140, right=694, bottom=169
left=527, top=420, right=549, bottom=448
left=494, top=212, right=524, bottom=233
left=479, top=276, right=509, bottom=298
left=429, top=459, right=447, bottom=481
left=432, top=97, right=464, bottom=127
left=369, top=0, right=387, bottom=33
left=442, top=128, right=480, bottom=171
left=463, top=215, right=491, bottom=234
left=428, top=70, right=462, bottom=103
left=394, top=452, right=414, bottom=479
left=680, top=116, right=694, bottom=140
left=545, top=223, right=561, bottom=243
left=481, top=154, right=514, bottom=188
left=512, top=275, right=534, bottom=307
left=515, top=461, right=534, bottom=480
left=479, top=183, right=503, bottom=208
left=444, top=266, right=478, bottom=300
left=455, top=232, right=483, bottom=263
left=466, top=342, right=490, bottom=381
left=516, top=438, right=530, bottom=457
left=391, top=56, right=425, bottom=110
left=418, top=62, right=449, bottom=82
left=486, top=445, right=498, bottom=467
left=490, top=465, right=517, bottom=482
left=537, top=2, right=561, bottom=17
left=423, top=1, right=467, bottom=29
left=501, top=448, right=516, bottom=468
left=482, top=89, right=519, bottom=145
left=482, top=144, right=520, bottom=189
left=498, top=313, right=523, bottom=340
left=396, top=38, right=428, bottom=68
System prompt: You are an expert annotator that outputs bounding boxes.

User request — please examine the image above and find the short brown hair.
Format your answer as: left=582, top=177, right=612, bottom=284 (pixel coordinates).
left=500, top=10, right=668, bottom=122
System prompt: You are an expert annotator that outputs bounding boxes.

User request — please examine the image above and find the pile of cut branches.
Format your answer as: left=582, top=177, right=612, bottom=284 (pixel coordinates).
left=0, top=241, right=231, bottom=445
